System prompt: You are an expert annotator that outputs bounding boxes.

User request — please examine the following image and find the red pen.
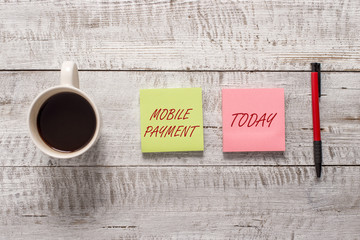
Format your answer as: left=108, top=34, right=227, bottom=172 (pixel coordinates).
left=311, top=63, right=322, bottom=177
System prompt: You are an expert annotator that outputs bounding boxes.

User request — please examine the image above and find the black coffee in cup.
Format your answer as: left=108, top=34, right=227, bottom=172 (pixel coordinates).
left=37, top=92, right=97, bottom=152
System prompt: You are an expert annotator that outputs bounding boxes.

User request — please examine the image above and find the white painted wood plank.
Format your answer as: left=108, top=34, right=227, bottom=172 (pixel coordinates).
left=0, top=71, right=359, bottom=166
left=1, top=0, right=360, bottom=70
left=0, top=166, right=359, bottom=239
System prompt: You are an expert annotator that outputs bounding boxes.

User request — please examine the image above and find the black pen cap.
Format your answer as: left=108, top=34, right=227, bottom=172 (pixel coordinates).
left=311, top=63, right=320, bottom=72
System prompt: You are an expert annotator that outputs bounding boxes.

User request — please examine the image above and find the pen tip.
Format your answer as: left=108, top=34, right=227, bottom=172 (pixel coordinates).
left=316, top=164, right=322, bottom=178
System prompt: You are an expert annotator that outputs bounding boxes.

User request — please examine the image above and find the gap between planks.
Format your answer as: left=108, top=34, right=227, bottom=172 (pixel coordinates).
left=1, top=69, right=360, bottom=73
left=1, top=165, right=359, bottom=168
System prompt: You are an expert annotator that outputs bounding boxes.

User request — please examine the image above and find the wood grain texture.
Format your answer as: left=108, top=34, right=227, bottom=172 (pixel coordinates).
left=1, top=1, right=360, bottom=239
left=0, top=166, right=359, bottom=239
left=1, top=0, right=360, bottom=71
left=0, top=71, right=359, bottom=166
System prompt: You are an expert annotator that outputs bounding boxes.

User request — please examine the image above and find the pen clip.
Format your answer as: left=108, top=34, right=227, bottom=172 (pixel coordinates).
left=317, top=63, right=321, bottom=98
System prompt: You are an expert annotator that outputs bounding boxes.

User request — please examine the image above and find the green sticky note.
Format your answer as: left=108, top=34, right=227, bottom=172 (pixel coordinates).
left=140, top=88, right=204, bottom=153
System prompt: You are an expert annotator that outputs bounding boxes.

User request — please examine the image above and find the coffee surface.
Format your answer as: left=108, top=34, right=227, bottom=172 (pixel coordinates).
left=37, top=92, right=96, bottom=152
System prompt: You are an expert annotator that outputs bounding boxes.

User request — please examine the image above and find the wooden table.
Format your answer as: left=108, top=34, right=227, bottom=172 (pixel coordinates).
left=1, top=1, right=359, bottom=239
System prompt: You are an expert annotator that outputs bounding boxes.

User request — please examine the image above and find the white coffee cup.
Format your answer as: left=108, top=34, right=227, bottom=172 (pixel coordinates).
left=28, top=61, right=101, bottom=158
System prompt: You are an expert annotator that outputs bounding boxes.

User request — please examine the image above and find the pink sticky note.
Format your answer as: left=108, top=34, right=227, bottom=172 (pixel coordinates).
left=222, top=88, right=285, bottom=152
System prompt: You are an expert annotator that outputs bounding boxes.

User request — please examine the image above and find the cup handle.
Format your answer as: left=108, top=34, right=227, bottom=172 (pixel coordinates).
left=60, top=61, right=79, bottom=88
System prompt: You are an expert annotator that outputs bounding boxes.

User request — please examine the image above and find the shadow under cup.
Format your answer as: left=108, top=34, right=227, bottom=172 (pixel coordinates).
left=28, top=86, right=100, bottom=159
